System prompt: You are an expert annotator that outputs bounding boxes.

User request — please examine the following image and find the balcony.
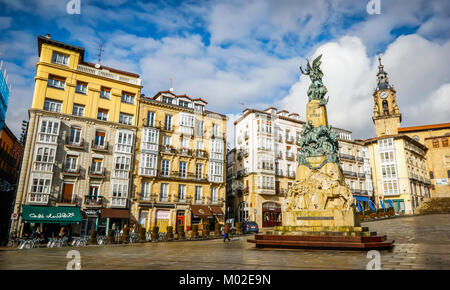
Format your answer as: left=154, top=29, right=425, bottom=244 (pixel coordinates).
left=84, top=195, right=104, bottom=208
left=356, top=156, right=364, bottom=162
left=28, top=193, right=49, bottom=205
left=357, top=172, right=366, bottom=178
left=57, top=196, right=81, bottom=207
left=285, top=135, right=294, bottom=144
left=160, top=145, right=177, bottom=154
left=112, top=169, right=130, bottom=179
left=287, top=171, right=296, bottom=178
left=77, top=64, right=142, bottom=86
left=110, top=197, right=128, bottom=208
left=180, top=148, right=194, bottom=156
left=159, top=196, right=169, bottom=203
left=209, top=175, right=224, bottom=183
left=244, top=131, right=249, bottom=140
left=286, top=152, right=295, bottom=161
left=276, top=152, right=282, bottom=159
left=63, top=165, right=81, bottom=176
left=195, top=150, right=208, bottom=159
left=343, top=170, right=357, bottom=178
left=158, top=170, right=209, bottom=182
left=65, top=137, right=84, bottom=150
left=278, top=135, right=283, bottom=143
left=91, top=140, right=110, bottom=152
left=178, top=125, right=194, bottom=136
left=88, top=167, right=106, bottom=179
left=339, top=153, right=356, bottom=161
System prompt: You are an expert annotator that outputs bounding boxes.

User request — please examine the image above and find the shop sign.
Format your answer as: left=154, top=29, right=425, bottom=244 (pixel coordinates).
left=435, top=178, right=449, bottom=185
left=156, top=210, right=170, bottom=220
left=84, top=210, right=99, bottom=216
left=11, top=213, right=18, bottom=220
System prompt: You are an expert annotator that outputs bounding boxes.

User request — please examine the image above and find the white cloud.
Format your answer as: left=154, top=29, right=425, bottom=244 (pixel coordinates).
left=279, top=34, right=450, bottom=139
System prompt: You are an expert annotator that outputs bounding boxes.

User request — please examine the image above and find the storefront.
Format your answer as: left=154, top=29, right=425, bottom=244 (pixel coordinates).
left=353, top=195, right=371, bottom=212
left=190, top=205, right=213, bottom=228
left=262, top=202, right=282, bottom=227
left=176, top=210, right=185, bottom=233
left=80, top=209, right=103, bottom=236
left=155, top=209, right=170, bottom=233
left=387, top=199, right=405, bottom=214
left=100, top=208, right=130, bottom=235
left=21, top=205, right=82, bottom=238
left=208, top=205, right=224, bottom=231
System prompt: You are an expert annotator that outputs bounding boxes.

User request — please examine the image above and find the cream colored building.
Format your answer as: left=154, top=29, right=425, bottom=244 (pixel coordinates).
left=11, top=35, right=142, bottom=237
left=398, top=123, right=450, bottom=198
left=362, top=57, right=431, bottom=214
left=132, top=91, right=227, bottom=233
left=228, top=107, right=374, bottom=228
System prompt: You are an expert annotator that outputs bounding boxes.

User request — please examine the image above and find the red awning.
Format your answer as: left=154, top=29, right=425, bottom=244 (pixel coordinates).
left=190, top=205, right=213, bottom=218
left=209, top=205, right=224, bottom=216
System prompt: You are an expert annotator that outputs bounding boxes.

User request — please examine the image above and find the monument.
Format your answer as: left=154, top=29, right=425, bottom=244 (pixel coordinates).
left=248, top=55, right=394, bottom=250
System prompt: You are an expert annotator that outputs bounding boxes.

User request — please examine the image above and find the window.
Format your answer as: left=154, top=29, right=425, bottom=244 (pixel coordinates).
left=209, top=161, right=223, bottom=182
left=94, top=130, right=106, bottom=147
left=429, top=171, right=434, bottom=179
left=69, top=127, right=81, bottom=144
left=195, top=186, right=202, bottom=203
left=161, top=160, right=170, bottom=176
left=163, top=136, right=171, bottom=147
left=179, top=161, right=187, bottom=177
left=30, top=178, right=51, bottom=194
left=164, top=114, right=172, bottom=130
left=139, top=153, right=157, bottom=176
left=100, top=87, right=111, bottom=99
left=211, top=187, right=218, bottom=203
left=43, top=99, right=62, bottom=113
left=442, top=138, right=448, bottom=147
left=212, top=124, right=219, bottom=136
left=433, top=140, right=439, bottom=148
left=142, top=182, right=150, bottom=200
left=197, top=141, right=203, bottom=150
left=116, top=131, right=133, bottom=153
left=97, top=109, right=108, bottom=121
left=141, top=128, right=159, bottom=151
left=147, top=111, right=155, bottom=127
left=121, top=92, right=135, bottom=104
left=76, top=82, right=87, bottom=94
left=196, top=164, right=203, bottom=179
left=72, top=104, right=85, bottom=116
left=114, top=155, right=131, bottom=178
left=91, top=158, right=102, bottom=173
left=111, top=183, right=128, bottom=205
left=160, top=183, right=168, bottom=202
left=119, top=113, right=133, bottom=125
left=39, top=119, right=60, bottom=143
left=34, top=146, right=55, bottom=171
left=47, top=75, right=65, bottom=89
left=196, top=120, right=204, bottom=136
left=194, top=104, right=204, bottom=111
left=178, top=185, right=186, bottom=201
left=179, top=100, right=190, bottom=108
left=89, top=185, right=99, bottom=197
left=64, top=155, right=78, bottom=172
left=162, top=96, right=173, bottom=104
left=51, top=52, right=69, bottom=65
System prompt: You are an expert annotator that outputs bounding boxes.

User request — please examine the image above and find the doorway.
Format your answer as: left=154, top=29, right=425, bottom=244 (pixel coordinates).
left=262, top=202, right=282, bottom=227
left=62, top=183, right=74, bottom=203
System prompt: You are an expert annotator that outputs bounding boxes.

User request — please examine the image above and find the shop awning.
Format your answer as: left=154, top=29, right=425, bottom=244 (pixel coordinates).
left=356, top=203, right=362, bottom=212
left=380, top=200, right=385, bottom=209
left=369, top=201, right=376, bottom=211
left=354, top=195, right=370, bottom=202
left=190, top=205, right=213, bottom=218
left=22, top=205, right=82, bottom=224
left=209, top=205, right=224, bottom=216
left=387, top=199, right=394, bottom=208
left=100, top=208, right=130, bottom=218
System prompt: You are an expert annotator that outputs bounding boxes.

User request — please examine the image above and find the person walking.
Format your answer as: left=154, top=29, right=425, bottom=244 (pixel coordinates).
left=223, top=224, right=231, bottom=242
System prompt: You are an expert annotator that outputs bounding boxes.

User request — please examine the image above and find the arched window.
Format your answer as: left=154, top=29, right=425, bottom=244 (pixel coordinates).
left=382, top=100, right=389, bottom=115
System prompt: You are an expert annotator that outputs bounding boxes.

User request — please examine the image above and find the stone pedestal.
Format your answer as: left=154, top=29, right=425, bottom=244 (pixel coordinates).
left=306, top=99, right=328, bottom=127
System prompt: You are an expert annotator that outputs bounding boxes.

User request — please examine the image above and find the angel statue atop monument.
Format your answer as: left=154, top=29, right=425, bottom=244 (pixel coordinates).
left=300, top=54, right=329, bottom=105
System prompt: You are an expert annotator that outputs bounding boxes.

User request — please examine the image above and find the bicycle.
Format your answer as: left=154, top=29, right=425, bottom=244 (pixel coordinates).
left=145, top=231, right=152, bottom=242
left=7, top=236, right=19, bottom=248
left=97, top=235, right=107, bottom=245
left=128, top=232, right=138, bottom=244
left=157, top=232, right=167, bottom=242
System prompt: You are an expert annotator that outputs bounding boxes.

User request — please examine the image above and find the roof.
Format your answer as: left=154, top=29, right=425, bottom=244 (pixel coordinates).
left=152, top=91, right=208, bottom=104
left=398, top=122, right=450, bottom=133
left=360, top=134, right=428, bottom=152
left=38, top=35, right=85, bottom=62
left=38, top=35, right=140, bottom=78
left=82, top=62, right=140, bottom=78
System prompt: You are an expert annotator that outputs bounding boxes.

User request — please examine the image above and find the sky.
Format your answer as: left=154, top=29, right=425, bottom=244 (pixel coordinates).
left=0, top=0, right=449, bottom=145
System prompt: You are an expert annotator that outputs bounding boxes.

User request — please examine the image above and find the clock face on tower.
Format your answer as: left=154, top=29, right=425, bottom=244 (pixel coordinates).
left=380, top=91, right=388, bottom=99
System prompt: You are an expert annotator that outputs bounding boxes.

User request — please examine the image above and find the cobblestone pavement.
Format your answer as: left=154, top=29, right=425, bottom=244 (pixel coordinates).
left=0, top=214, right=449, bottom=270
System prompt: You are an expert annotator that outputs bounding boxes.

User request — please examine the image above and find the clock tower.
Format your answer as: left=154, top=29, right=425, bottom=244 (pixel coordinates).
left=372, top=56, right=402, bottom=137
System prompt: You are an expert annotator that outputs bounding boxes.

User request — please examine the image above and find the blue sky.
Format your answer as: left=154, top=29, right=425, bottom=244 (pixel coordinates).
left=0, top=0, right=449, bottom=142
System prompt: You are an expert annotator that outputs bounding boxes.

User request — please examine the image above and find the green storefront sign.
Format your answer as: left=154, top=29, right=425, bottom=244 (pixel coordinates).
left=22, top=205, right=82, bottom=224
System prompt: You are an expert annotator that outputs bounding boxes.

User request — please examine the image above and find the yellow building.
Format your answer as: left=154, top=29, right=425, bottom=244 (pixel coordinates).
left=11, top=35, right=142, bottom=237
left=363, top=57, right=432, bottom=214
left=131, top=91, right=227, bottom=234
left=398, top=123, right=450, bottom=198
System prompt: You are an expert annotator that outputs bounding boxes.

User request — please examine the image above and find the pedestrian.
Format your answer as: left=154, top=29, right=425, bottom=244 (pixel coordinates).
left=223, top=224, right=231, bottom=242
left=59, top=226, right=65, bottom=238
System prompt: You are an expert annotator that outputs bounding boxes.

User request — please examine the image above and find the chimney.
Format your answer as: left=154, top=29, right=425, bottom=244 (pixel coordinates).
left=46, top=33, right=51, bottom=39
left=169, top=87, right=174, bottom=92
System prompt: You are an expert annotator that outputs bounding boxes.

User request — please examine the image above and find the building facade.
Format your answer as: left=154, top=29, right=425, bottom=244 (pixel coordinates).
left=228, top=107, right=374, bottom=228
left=397, top=123, right=450, bottom=198
left=0, top=59, right=10, bottom=132
left=362, top=57, right=432, bottom=214
left=0, top=125, right=23, bottom=244
left=132, top=91, right=227, bottom=233
left=10, top=35, right=142, bottom=237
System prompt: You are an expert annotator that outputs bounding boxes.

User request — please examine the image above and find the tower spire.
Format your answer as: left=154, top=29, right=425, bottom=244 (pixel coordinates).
left=376, top=55, right=391, bottom=90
